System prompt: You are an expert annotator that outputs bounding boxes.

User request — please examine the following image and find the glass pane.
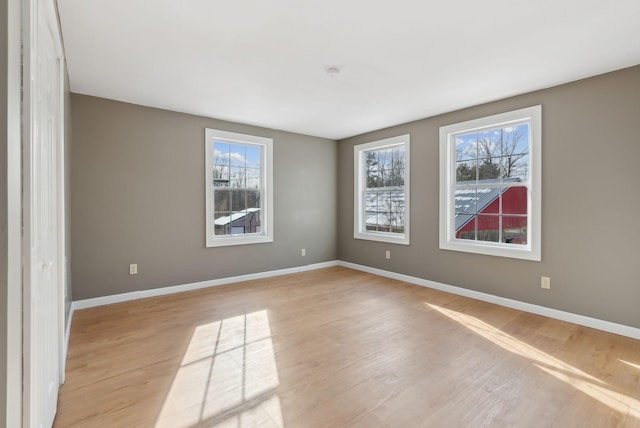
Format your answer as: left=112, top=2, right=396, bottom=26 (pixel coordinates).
left=245, top=145, right=261, bottom=168
left=456, top=133, right=477, bottom=161
left=502, top=186, right=527, bottom=215
left=455, top=215, right=475, bottom=240
left=366, top=168, right=383, bottom=188
left=227, top=143, right=246, bottom=167
left=229, top=167, right=245, bottom=188
left=231, top=189, right=246, bottom=212
left=477, top=130, right=500, bottom=180
left=213, top=165, right=229, bottom=187
left=503, top=216, right=527, bottom=245
left=456, top=160, right=476, bottom=183
left=214, top=211, right=231, bottom=235
left=365, top=189, right=377, bottom=210
left=243, top=208, right=260, bottom=233
left=213, top=142, right=230, bottom=166
left=365, top=213, right=382, bottom=231
left=478, top=156, right=500, bottom=180
left=501, top=124, right=529, bottom=156
left=387, top=191, right=405, bottom=232
left=477, top=215, right=500, bottom=242
left=454, top=188, right=477, bottom=214
left=364, top=150, right=379, bottom=187
left=476, top=186, right=499, bottom=214
left=386, top=147, right=405, bottom=187
left=231, top=225, right=245, bottom=235
left=246, top=167, right=260, bottom=189
left=246, top=190, right=260, bottom=210
left=214, top=189, right=231, bottom=212
left=501, top=152, right=529, bottom=181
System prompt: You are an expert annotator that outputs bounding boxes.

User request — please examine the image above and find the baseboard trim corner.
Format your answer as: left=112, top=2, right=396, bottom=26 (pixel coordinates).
left=337, top=261, right=640, bottom=341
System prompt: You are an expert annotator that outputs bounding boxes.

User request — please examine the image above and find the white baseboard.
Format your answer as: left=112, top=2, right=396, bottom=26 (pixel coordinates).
left=72, top=260, right=339, bottom=310
left=69, top=259, right=640, bottom=341
left=338, top=261, right=640, bottom=341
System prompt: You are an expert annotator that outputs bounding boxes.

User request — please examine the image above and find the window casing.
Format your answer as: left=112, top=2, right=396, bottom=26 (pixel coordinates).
left=205, top=128, right=273, bottom=247
left=354, top=134, right=410, bottom=245
left=439, top=106, right=541, bottom=260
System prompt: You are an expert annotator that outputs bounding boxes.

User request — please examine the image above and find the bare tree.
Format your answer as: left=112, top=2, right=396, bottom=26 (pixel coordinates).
left=456, top=127, right=528, bottom=181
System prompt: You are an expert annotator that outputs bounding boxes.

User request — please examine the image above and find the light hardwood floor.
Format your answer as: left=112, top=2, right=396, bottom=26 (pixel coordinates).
left=55, top=267, right=640, bottom=427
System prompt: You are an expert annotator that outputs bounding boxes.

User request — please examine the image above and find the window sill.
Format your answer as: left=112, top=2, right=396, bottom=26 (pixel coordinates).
left=354, top=231, right=410, bottom=245
left=439, top=239, right=540, bottom=261
left=206, top=235, right=273, bottom=248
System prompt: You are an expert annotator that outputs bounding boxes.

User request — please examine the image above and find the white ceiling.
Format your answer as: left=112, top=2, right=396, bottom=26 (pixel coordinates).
left=57, top=0, right=640, bottom=140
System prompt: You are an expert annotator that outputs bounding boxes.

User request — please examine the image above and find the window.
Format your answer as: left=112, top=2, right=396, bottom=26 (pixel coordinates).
left=205, top=128, right=273, bottom=247
left=354, top=134, right=410, bottom=245
left=439, top=106, right=541, bottom=260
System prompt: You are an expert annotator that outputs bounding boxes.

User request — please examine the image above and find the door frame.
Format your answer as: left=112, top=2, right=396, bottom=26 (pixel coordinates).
left=5, top=0, right=23, bottom=425
left=21, top=0, right=67, bottom=424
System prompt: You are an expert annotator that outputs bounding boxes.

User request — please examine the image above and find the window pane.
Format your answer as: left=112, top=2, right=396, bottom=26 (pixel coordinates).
left=501, top=153, right=529, bottom=181
left=231, top=189, right=246, bottom=212
left=478, top=130, right=500, bottom=180
left=213, top=165, right=230, bottom=187
left=456, top=215, right=475, bottom=240
left=501, top=124, right=529, bottom=156
left=229, top=167, right=245, bottom=188
left=245, top=167, right=260, bottom=189
left=456, top=134, right=477, bottom=161
left=502, top=186, right=527, bottom=215
left=477, top=215, right=500, bottom=242
left=455, top=188, right=477, bottom=214
left=477, top=186, right=499, bottom=214
left=503, top=216, right=527, bottom=245
left=245, top=145, right=261, bottom=169
left=456, top=160, right=476, bottom=183
left=365, top=213, right=382, bottom=231
left=214, top=189, right=231, bottom=212
left=386, top=147, right=405, bottom=187
left=227, top=143, right=246, bottom=167
left=244, top=209, right=261, bottom=233
left=387, top=191, right=405, bottom=233
left=366, top=168, right=383, bottom=188
left=246, top=190, right=260, bottom=210
left=478, top=155, right=500, bottom=180
left=213, top=142, right=230, bottom=166
left=214, top=211, right=231, bottom=236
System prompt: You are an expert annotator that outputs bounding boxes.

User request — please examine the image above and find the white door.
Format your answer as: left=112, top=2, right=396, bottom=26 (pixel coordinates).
left=24, top=0, right=63, bottom=426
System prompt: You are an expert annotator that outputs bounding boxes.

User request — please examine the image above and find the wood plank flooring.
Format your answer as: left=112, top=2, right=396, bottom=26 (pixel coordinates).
left=54, top=267, right=640, bottom=427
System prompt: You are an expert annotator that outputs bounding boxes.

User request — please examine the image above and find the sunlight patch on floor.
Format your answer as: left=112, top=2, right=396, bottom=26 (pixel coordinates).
left=427, top=303, right=640, bottom=419
left=620, top=359, right=640, bottom=371
left=156, top=310, right=283, bottom=427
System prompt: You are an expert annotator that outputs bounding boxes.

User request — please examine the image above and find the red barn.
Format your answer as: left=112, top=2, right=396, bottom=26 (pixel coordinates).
left=455, top=179, right=527, bottom=244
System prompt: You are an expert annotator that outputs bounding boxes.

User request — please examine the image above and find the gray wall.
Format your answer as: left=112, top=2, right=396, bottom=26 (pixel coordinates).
left=71, top=95, right=337, bottom=300
left=338, top=65, right=640, bottom=329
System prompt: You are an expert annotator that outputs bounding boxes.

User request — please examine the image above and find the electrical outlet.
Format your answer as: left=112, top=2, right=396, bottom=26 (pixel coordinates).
left=301, top=248, right=306, bottom=257
left=385, top=250, right=391, bottom=259
left=541, top=276, right=550, bottom=289
left=130, top=264, right=138, bottom=275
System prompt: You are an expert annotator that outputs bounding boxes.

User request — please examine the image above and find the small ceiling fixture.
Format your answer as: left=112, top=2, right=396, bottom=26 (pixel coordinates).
left=325, top=66, right=341, bottom=77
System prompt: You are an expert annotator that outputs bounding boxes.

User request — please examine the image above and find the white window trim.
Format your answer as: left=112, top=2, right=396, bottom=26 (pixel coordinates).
left=205, top=128, right=274, bottom=247
left=354, top=134, right=410, bottom=245
left=439, top=106, right=541, bottom=261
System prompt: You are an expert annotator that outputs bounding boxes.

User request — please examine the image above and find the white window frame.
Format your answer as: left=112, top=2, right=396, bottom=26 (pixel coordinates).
left=439, top=106, right=541, bottom=261
left=354, top=134, right=410, bottom=245
left=205, top=128, right=273, bottom=247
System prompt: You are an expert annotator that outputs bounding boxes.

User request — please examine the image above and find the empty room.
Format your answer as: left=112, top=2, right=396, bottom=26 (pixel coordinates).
left=2, top=0, right=640, bottom=427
